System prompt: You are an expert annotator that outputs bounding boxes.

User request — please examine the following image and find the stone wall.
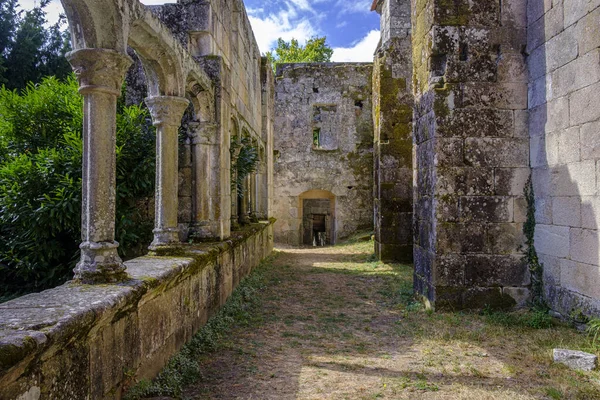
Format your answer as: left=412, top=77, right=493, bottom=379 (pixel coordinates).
left=528, top=0, right=600, bottom=318
left=412, top=0, right=530, bottom=309
left=0, top=222, right=274, bottom=400
left=151, top=0, right=273, bottom=238
left=273, top=63, right=374, bottom=246
left=372, top=0, right=414, bottom=263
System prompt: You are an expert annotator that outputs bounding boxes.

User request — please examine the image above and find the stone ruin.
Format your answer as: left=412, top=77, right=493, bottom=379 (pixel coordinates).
left=1, top=0, right=600, bottom=398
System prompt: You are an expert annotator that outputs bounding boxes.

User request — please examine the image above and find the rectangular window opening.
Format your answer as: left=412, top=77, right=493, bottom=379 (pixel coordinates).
left=313, top=128, right=321, bottom=148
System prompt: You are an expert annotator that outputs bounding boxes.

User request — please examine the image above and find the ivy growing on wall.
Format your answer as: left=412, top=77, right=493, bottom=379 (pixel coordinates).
left=524, top=175, right=547, bottom=310
left=230, top=135, right=259, bottom=199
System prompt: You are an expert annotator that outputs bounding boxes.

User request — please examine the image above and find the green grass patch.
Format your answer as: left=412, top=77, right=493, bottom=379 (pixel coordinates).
left=123, top=253, right=278, bottom=399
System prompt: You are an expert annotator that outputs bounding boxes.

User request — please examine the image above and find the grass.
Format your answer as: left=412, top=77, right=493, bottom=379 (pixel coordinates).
left=125, top=236, right=600, bottom=399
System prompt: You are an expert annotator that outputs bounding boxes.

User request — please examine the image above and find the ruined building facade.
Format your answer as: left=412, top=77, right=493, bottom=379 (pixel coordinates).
left=2, top=0, right=600, bottom=398
left=271, top=0, right=600, bottom=318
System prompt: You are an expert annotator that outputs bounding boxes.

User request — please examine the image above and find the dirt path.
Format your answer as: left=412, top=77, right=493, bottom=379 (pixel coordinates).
left=182, top=240, right=600, bottom=400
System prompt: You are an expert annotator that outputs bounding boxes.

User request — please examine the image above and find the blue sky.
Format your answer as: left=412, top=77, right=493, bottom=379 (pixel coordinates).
left=18, top=0, right=380, bottom=62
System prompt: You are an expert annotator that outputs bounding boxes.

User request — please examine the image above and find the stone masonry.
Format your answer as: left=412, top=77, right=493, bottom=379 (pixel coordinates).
left=372, top=0, right=414, bottom=263
left=528, top=0, right=600, bottom=318
left=1, top=0, right=275, bottom=398
left=3, top=0, right=600, bottom=398
left=273, top=63, right=374, bottom=246
left=411, top=0, right=531, bottom=309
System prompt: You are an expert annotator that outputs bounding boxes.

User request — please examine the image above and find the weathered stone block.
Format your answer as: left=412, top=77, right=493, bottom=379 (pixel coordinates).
left=378, top=243, right=413, bottom=263
left=435, top=138, right=464, bottom=167
left=462, top=82, right=528, bottom=110
left=564, top=0, right=600, bottom=27
left=434, top=286, right=465, bottom=311
left=527, top=0, right=553, bottom=26
left=436, top=167, right=494, bottom=196
left=437, top=108, right=514, bottom=138
left=581, top=196, right=600, bottom=230
left=575, top=6, right=600, bottom=55
left=434, top=253, right=466, bottom=286
left=552, top=161, right=597, bottom=196
left=560, top=258, right=600, bottom=299
left=527, top=2, right=563, bottom=51
left=494, top=167, right=530, bottom=196
left=485, top=223, right=525, bottom=254
left=463, top=287, right=517, bottom=310
left=552, top=196, right=581, bottom=227
left=557, top=127, right=581, bottom=165
left=551, top=50, right=600, bottom=101
left=464, top=254, right=529, bottom=287
left=545, top=25, right=579, bottom=72
left=570, top=81, right=600, bottom=126
left=464, top=138, right=529, bottom=168
left=553, top=349, right=598, bottom=371
left=570, top=228, right=600, bottom=266
left=460, top=196, right=513, bottom=223
left=535, top=224, right=570, bottom=257
left=580, top=121, right=600, bottom=161
left=503, top=287, right=531, bottom=307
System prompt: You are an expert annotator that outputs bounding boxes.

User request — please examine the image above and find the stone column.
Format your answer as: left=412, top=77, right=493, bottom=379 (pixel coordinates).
left=372, top=0, right=414, bottom=263
left=411, top=0, right=529, bottom=309
left=189, top=121, right=220, bottom=239
left=145, top=96, right=190, bottom=248
left=67, top=48, right=132, bottom=284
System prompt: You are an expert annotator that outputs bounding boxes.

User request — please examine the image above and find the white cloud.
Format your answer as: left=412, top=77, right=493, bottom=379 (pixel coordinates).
left=331, top=29, right=379, bottom=62
left=248, top=11, right=317, bottom=55
left=18, top=0, right=63, bottom=25
left=335, top=0, right=372, bottom=15
left=18, top=0, right=173, bottom=26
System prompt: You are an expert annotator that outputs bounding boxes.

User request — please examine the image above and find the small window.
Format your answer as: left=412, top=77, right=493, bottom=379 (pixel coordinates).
left=313, top=128, right=321, bottom=148
left=312, top=105, right=338, bottom=150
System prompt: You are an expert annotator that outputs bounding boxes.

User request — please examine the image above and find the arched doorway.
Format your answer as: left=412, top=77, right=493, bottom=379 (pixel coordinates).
left=299, top=190, right=336, bottom=246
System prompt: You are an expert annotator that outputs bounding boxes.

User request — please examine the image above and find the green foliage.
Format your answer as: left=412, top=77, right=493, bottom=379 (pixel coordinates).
left=230, top=136, right=259, bottom=199
left=482, top=308, right=554, bottom=329
left=586, top=318, right=600, bottom=348
left=0, top=0, right=71, bottom=90
left=266, top=36, right=333, bottom=69
left=0, top=76, right=155, bottom=295
left=124, top=255, right=274, bottom=399
left=524, top=175, right=547, bottom=310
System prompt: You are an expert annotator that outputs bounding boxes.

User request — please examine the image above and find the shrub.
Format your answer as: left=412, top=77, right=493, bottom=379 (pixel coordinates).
left=0, top=75, right=155, bottom=296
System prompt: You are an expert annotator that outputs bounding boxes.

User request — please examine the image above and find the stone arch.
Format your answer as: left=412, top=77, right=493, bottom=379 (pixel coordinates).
left=60, top=0, right=129, bottom=51
left=298, top=190, right=336, bottom=246
left=186, top=77, right=214, bottom=123
left=128, top=20, right=186, bottom=97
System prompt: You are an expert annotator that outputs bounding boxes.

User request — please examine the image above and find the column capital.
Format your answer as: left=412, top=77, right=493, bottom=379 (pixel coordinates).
left=67, top=48, right=133, bottom=96
left=145, top=96, right=190, bottom=127
left=189, top=121, right=218, bottom=145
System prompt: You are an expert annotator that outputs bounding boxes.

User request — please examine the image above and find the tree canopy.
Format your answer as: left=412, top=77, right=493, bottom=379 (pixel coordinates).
left=0, top=0, right=71, bottom=90
left=266, top=36, right=333, bottom=69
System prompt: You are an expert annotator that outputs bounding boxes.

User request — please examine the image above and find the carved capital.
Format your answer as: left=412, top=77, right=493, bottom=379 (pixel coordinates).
left=145, top=96, right=190, bottom=127
left=67, top=49, right=133, bottom=95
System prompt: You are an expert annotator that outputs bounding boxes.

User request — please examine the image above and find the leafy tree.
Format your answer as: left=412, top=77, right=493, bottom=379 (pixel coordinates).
left=0, top=76, right=155, bottom=296
left=266, top=36, right=333, bottom=69
left=0, top=0, right=71, bottom=90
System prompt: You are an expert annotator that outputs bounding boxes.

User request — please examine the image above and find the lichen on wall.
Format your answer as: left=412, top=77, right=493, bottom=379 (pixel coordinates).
left=272, top=63, right=374, bottom=246
left=412, top=0, right=530, bottom=310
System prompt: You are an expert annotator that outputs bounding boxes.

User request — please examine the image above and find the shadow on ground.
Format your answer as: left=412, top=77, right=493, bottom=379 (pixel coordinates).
left=174, top=241, right=600, bottom=400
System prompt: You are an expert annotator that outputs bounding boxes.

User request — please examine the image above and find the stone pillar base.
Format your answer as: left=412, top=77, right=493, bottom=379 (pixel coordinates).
left=74, top=241, right=127, bottom=284
left=150, top=228, right=180, bottom=249
left=189, top=222, right=220, bottom=241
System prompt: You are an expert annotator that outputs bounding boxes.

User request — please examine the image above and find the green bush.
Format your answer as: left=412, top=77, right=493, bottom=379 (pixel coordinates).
left=0, top=75, right=155, bottom=295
